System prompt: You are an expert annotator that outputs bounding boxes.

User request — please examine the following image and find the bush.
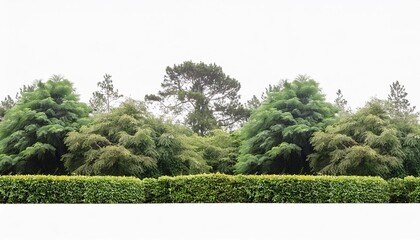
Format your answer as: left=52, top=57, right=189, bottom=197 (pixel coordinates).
left=0, top=175, right=145, bottom=203
left=388, top=176, right=420, bottom=203
left=143, top=174, right=389, bottom=203
left=234, top=175, right=388, bottom=203
left=143, top=174, right=248, bottom=203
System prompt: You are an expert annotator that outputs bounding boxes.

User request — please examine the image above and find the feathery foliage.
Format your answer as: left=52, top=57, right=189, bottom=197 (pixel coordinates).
left=309, top=99, right=420, bottom=178
left=0, top=76, right=90, bottom=174
left=0, top=82, right=36, bottom=121
left=63, top=99, right=210, bottom=178
left=235, top=75, right=337, bottom=174
left=187, top=129, right=239, bottom=174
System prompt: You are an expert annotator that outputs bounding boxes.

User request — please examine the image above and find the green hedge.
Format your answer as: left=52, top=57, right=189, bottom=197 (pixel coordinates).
left=0, top=175, right=145, bottom=203
left=388, top=176, right=420, bottom=203
left=0, top=174, right=390, bottom=203
left=142, top=174, right=389, bottom=203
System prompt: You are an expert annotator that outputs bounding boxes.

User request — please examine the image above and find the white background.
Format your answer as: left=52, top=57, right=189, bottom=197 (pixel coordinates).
left=1, top=0, right=420, bottom=110
left=1, top=204, right=419, bottom=240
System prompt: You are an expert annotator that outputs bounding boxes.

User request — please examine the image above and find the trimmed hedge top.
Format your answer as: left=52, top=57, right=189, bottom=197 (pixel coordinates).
left=143, top=174, right=389, bottom=203
left=0, top=175, right=145, bottom=203
left=0, top=174, right=390, bottom=203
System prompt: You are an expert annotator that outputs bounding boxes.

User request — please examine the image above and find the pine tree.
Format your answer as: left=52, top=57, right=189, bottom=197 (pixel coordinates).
left=387, top=81, right=416, bottom=119
left=89, top=74, right=123, bottom=113
left=145, top=61, right=248, bottom=135
left=334, top=89, right=350, bottom=114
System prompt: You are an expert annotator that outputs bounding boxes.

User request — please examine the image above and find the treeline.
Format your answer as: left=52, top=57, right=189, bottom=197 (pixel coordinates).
left=0, top=61, right=419, bottom=179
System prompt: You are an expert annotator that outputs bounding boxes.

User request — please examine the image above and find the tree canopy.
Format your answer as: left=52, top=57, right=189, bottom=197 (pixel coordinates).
left=62, top=99, right=210, bottom=178
left=0, top=76, right=90, bottom=174
left=235, top=75, right=337, bottom=174
left=309, top=99, right=420, bottom=178
left=0, top=82, right=36, bottom=121
left=145, top=61, right=248, bottom=135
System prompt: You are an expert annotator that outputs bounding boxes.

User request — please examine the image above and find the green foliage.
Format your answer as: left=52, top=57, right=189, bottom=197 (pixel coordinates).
left=187, top=129, right=239, bottom=174
left=309, top=99, right=420, bottom=178
left=0, top=174, right=390, bottom=203
left=142, top=174, right=389, bottom=203
left=387, top=81, right=417, bottom=119
left=334, top=89, right=350, bottom=114
left=0, top=82, right=36, bottom=121
left=143, top=174, right=246, bottom=203
left=246, top=83, right=283, bottom=111
left=0, top=76, right=90, bottom=175
left=145, top=61, right=248, bottom=135
left=89, top=74, right=123, bottom=113
left=0, top=175, right=145, bottom=203
left=236, top=75, right=337, bottom=174
left=387, top=176, right=420, bottom=203
left=63, top=99, right=210, bottom=178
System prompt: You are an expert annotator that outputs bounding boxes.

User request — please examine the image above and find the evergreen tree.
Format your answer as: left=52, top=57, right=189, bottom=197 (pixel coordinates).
left=145, top=61, right=248, bottom=135
left=246, top=82, right=284, bottom=111
left=89, top=74, right=123, bottom=113
left=235, top=75, right=337, bottom=174
left=0, top=82, right=36, bottom=121
left=0, top=76, right=90, bottom=174
left=334, top=89, right=350, bottom=114
left=387, top=81, right=417, bottom=119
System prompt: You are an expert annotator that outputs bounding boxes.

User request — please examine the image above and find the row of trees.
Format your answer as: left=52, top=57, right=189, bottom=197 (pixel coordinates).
left=0, top=61, right=419, bottom=179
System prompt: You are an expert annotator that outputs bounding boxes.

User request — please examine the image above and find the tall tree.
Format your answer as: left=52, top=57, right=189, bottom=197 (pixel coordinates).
left=0, top=76, right=90, bottom=175
left=89, top=74, right=123, bottom=113
left=387, top=81, right=417, bottom=119
left=235, top=75, right=337, bottom=174
left=145, top=61, right=248, bottom=135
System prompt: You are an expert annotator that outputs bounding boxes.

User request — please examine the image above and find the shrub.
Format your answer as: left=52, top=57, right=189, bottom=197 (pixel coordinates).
left=388, top=176, right=420, bottom=203
left=0, top=175, right=145, bottom=203
left=143, top=174, right=248, bottom=203
left=235, top=175, right=388, bottom=203
left=143, top=174, right=389, bottom=203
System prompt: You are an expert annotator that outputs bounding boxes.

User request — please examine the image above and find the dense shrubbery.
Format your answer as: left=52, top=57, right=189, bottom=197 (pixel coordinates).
left=388, top=176, right=420, bottom=203
left=63, top=100, right=210, bottom=178
left=144, top=174, right=389, bottom=203
left=0, top=174, right=390, bottom=203
left=0, top=175, right=145, bottom=203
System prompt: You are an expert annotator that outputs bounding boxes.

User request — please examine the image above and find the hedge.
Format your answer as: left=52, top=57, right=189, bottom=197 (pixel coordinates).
left=142, top=174, right=389, bottom=203
left=0, top=175, right=145, bottom=203
left=388, top=176, right=420, bottom=203
left=0, top=174, right=390, bottom=203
